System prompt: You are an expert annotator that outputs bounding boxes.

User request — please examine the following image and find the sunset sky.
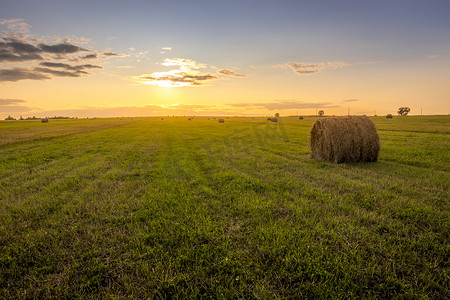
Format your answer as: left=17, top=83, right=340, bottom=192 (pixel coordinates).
left=1, top=0, right=449, bottom=118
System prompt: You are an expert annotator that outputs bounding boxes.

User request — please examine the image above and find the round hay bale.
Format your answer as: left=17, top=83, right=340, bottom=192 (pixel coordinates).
left=218, top=118, right=225, bottom=123
left=386, top=114, right=393, bottom=118
left=310, top=116, right=380, bottom=163
left=271, top=117, right=278, bottom=122
left=299, top=116, right=304, bottom=119
left=267, top=117, right=272, bottom=121
left=41, top=118, right=49, bottom=123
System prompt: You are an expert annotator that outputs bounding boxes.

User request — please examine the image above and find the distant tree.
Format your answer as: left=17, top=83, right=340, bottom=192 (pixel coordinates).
left=5, top=115, right=16, bottom=120
left=275, top=112, right=280, bottom=117
left=397, top=107, right=410, bottom=116
left=318, top=110, right=324, bottom=116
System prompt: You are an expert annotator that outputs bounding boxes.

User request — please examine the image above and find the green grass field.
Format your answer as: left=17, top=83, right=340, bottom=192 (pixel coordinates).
left=1, top=116, right=449, bottom=298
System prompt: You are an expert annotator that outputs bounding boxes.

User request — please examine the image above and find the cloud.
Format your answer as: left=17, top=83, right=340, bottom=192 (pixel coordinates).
left=34, top=67, right=86, bottom=77
left=0, top=62, right=102, bottom=82
left=285, top=61, right=350, bottom=75
left=160, top=46, right=172, bottom=54
left=0, top=18, right=30, bottom=35
left=341, top=98, right=359, bottom=102
left=81, top=53, right=97, bottom=59
left=0, top=98, right=30, bottom=112
left=0, top=67, right=50, bottom=81
left=228, top=100, right=338, bottom=110
left=161, top=58, right=207, bottom=70
left=135, top=72, right=218, bottom=87
left=217, top=69, right=247, bottom=78
left=102, top=51, right=120, bottom=57
left=0, top=40, right=43, bottom=62
left=39, top=62, right=102, bottom=71
left=426, top=54, right=442, bottom=59
left=37, top=42, right=87, bottom=54
left=0, top=38, right=89, bottom=63
left=0, top=19, right=129, bottom=82
left=0, top=98, right=26, bottom=105
left=135, top=58, right=218, bottom=87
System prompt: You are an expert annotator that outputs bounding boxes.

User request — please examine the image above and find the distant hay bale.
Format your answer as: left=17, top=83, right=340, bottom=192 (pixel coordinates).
left=386, top=114, right=393, bottom=118
left=218, top=118, right=225, bottom=123
left=161, top=118, right=164, bottom=120
left=271, top=117, right=278, bottom=122
left=310, top=116, right=380, bottom=163
left=188, top=118, right=192, bottom=121
left=267, top=117, right=272, bottom=121
left=41, top=118, right=48, bottom=123
left=299, top=116, right=303, bottom=119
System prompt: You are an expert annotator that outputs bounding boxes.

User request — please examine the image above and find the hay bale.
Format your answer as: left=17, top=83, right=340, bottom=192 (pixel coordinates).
left=218, top=118, right=225, bottom=123
left=41, top=118, right=48, bottom=123
left=386, top=114, right=393, bottom=118
left=271, top=117, right=278, bottom=122
left=267, top=117, right=272, bottom=121
left=299, top=116, right=303, bottom=119
left=310, top=116, right=380, bottom=163
left=188, top=118, right=191, bottom=121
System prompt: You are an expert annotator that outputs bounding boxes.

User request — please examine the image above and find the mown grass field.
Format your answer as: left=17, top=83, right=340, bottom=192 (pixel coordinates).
left=0, top=116, right=448, bottom=298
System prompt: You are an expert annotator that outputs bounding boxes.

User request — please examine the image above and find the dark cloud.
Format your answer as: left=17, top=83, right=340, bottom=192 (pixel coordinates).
left=3, top=40, right=41, bottom=53
left=102, top=52, right=119, bottom=56
left=34, top=67, right=86, bottom=77
left=228, top=100, right=339, bottom=110
left=0, top=38, right=88, bottom=63
left=0, top=40, right=43, bottom=62
left=137, top=72, right=218, bottom=86
left=0, top=67, right=50, bottom=81
left=81, top=53, right=97, bottom=59
left=217, top=69, right=247, bottom=78
left=37, top=43, right=87, bottom=54
left=0, top=21, right=125, bottom=84
left=39, top=62, right=102, bottom=71
left=0, top=61, right=102, bottom=81
left=100, top=51, right=129, bottom=58
left=79, top=64, right=102, bottom=69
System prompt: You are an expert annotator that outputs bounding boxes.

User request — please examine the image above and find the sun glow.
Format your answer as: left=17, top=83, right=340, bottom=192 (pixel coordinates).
left=159, top=102, right=180, bottom=108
